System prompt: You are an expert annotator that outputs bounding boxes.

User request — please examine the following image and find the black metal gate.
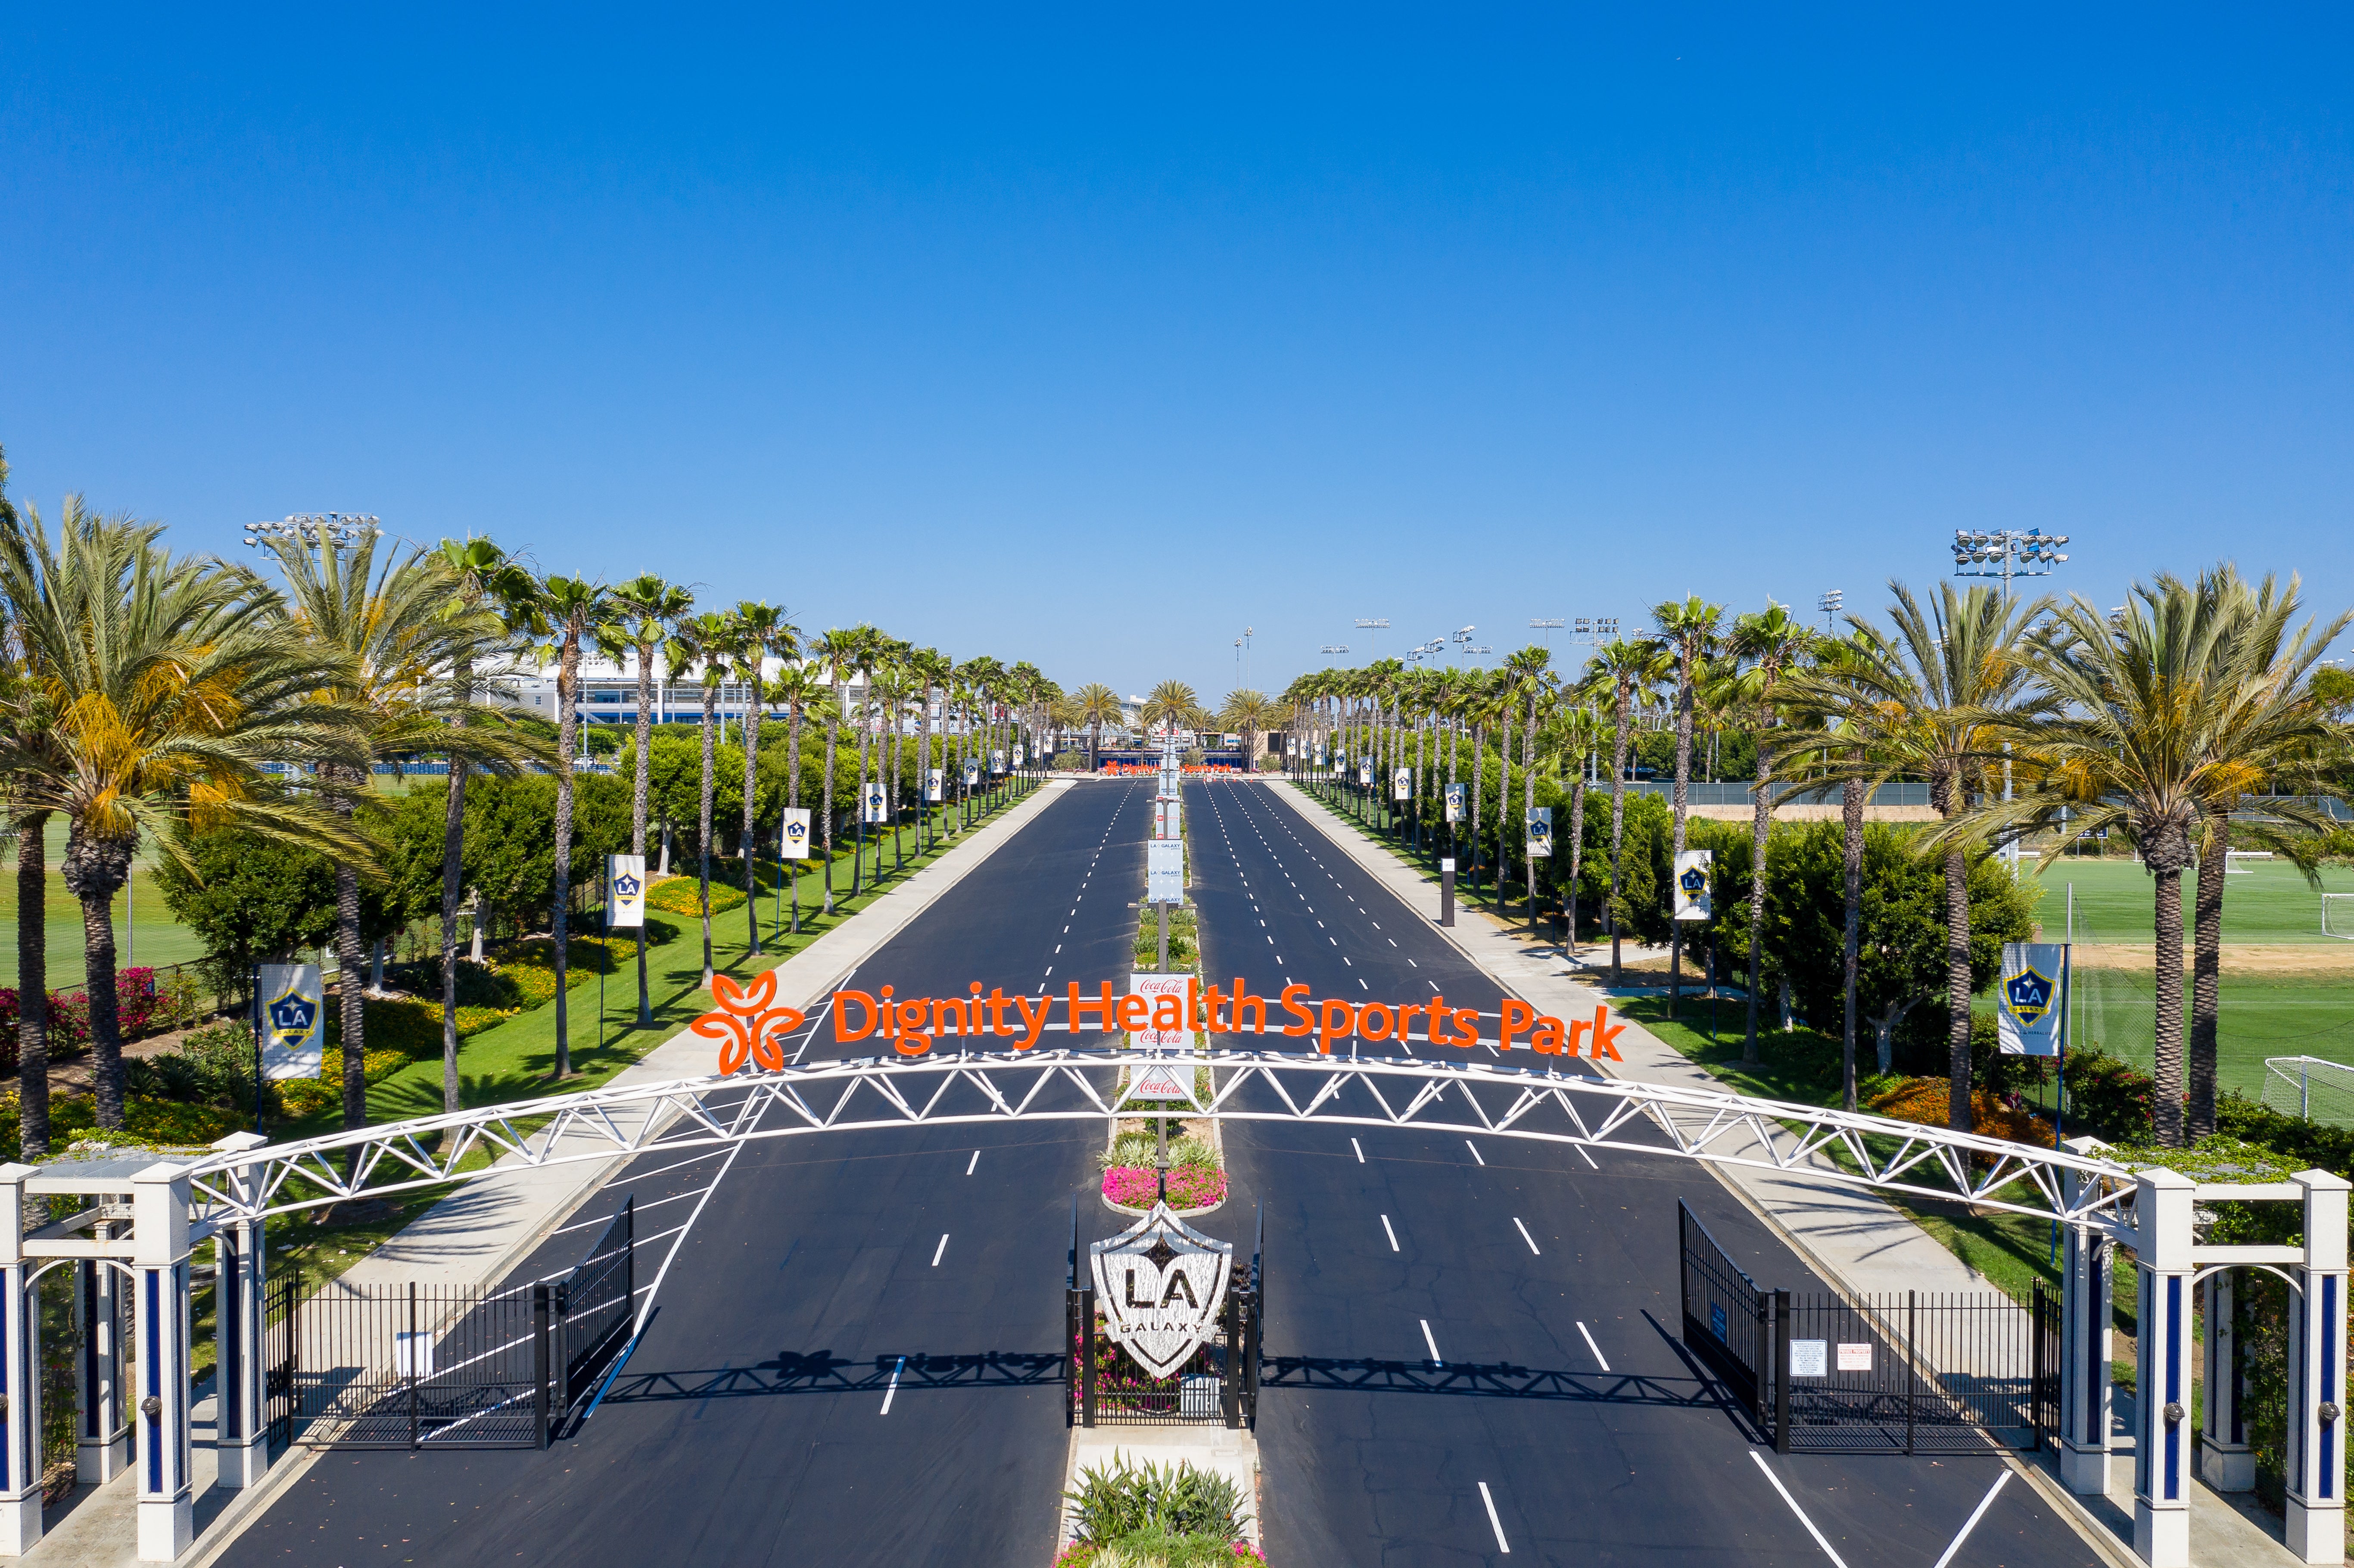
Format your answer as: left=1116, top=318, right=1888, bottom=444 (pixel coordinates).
left=1068, top=1203, right=1260, bottom=1431
left=267, top=1197, right=636, bottom=1451
left=1678, top=1200, right=1771, bottom=1433
left=1677, top=1199, right=2063, bottom=1455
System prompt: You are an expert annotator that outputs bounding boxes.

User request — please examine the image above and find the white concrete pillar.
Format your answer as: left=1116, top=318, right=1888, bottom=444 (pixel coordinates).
left=2060, top=1145, right=2115, bottom=1495
left=2287, top=1170, right=2350, bottom=1565
left=77, top=1227, right=129, bottom=1484
left=2131, top=1167, right=2195, bottom=1568
left=2199, top=1269, right=2253, bottom=1491
left=131, top=1164, right=193, bottom=1563
left=210, top=1133, right=271, bottom=1490
left=0, top=1164, right=41, bottom=1556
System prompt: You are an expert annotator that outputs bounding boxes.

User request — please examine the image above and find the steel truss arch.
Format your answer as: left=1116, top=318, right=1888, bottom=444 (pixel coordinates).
left=173, top=1049, right=2141, bottom=1229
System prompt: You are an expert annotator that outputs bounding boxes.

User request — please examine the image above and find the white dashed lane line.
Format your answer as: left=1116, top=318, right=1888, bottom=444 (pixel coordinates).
left=1381, top=1215, right=1399, bottom=1251
left=1513, top=1217, right=1540, bottom=1254
left=1577, top=1321, right=1610, bottom=1372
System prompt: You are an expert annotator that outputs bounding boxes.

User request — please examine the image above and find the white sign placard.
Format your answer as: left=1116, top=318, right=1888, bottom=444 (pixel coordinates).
left=862, top=783, right=888, bottom=823
left=1445, top=783, right=1463, bottom=822
left=1789, top=1338, right=1828, bottom=1378
left=1997, top=942, right=2069, bottom=1058
left=780, top=808, right=811, bottom=859
left=1128, top=972, right=1193, bottom=1051
left=1358, top=762, right=1373, bottom=787
left=607, top=854, right=645, bottom=930
left=1526, top=807, right=1553, bottom=858
left=1015, top=745, right=1025, bottom=767
left=991, top=749, right=1006, bottom=774
left=1837, top=1342, right=1873, bottom=1372
left=964, top=763, right=979, bottom=787
left=1673, top=849, right=1713, bottom=922
left=1147, top=839, right=1185, bottom=903
left=1392, top=767, right=1412, bottom=802
left=395, top=1331, right=435, bottom=1378
left=927, top=768, right=944, bottom=803
left=258, top=962, right=324, bottom=1081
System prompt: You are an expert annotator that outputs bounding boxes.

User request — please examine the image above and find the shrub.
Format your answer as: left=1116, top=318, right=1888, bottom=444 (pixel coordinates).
left=1103, top=1166, right=1227, bottom=1210
left=1063, top=1456, right=1251, bottom=1546
left=1867, top=1077, right=2053, bottom=1148
left=2061, top=1047, right=2155, bottom=1143
left=341, top=997, right=514, bottom=1058
left=0, top=1091, right=249, bottom=1159
left=1104, top=1132, right=1218, bottom=1172
left=645, top=876, right=746, bottom=916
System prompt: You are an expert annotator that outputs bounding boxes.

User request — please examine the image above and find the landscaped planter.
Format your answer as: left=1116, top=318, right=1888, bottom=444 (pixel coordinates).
left=1102, top=1162, right=1227, bottom=1215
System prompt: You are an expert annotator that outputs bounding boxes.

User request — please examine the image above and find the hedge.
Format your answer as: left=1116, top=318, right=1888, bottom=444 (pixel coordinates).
left=0, top=969, right=164, bottom=1071
left=645, top=877, right=746, bottom=916
left=0, top=1092, right=249, bottom=1160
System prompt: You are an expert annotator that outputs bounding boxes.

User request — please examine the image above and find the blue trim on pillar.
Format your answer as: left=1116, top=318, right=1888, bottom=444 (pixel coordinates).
left=2084, top=1244, right=2105, bottom=1443
left=2326, top=1275, right=2340, bottom=1500
left=143, top=1270, right=161, bottom=1495
left=80, top=1264, right=98, bottom=1439
left=0, top=1285, right=12, bottom=1493
left=220, top=1234, right=240, bottom=1443
left=2165, top=1274, right=2182, bottom=1500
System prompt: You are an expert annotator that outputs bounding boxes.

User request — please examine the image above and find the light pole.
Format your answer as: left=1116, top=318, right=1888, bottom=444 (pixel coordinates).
left=1816, top=589, right=1843, bottom=634
left=1451, top=625, right=1475, bottom=668
left=244, top=513, right=381, bottom=551
left=1529, top=617, right=1564, bottom=647
left=1243, top=626, right=1253, bottom=689
left=1354, top=618, right=1389, bottom=662
left=1953, top=531, right=2071, bottom=877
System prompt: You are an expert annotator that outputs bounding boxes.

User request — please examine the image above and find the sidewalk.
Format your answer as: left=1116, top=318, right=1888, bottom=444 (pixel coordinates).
left=24, top=784, right=1078, bottom=1568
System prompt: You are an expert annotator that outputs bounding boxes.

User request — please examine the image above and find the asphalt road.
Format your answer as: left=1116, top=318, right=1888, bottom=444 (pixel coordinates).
left=218, top=781, right=1151, bottom=1567
left=1188, top=777, right=2102, bottom=1568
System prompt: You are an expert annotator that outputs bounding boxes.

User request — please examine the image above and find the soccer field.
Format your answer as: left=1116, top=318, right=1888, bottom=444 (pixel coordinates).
left=2023, top=854, right=2354, bottom=1101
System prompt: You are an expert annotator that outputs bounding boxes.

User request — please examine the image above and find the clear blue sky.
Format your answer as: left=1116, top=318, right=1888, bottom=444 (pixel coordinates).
left=3, top=6, right=2348, bottom=700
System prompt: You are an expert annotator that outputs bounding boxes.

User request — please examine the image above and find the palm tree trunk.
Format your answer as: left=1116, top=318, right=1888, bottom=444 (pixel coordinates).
left=822, top=696, right=839, bottom=915
left=2189, top=808, right=2226, bottom=1139
left=742, top=678, right=762, bottom=955
left=61, top=831, right=132, bottom=1131
left=632, top=641, right=654, bottom=1026
left=1607, top=693, right=1632, bottom=986
left=2153, top=858, right=2189, bottom=1147
left=1523, top=691, right=1540, bottom=931
left=17, top=812, right=51, bottom=1159
left=1469, top=722, right=1484, bottom=892
left=551, top=635, right=582, bottom=1076
left=852, top=692, right=869, bottom=896
left=336, top=849, right=366, bottom=1127
left=1944, top=837, right=1974, bottom=1135
left=1743, top=751, right=1771, bottom=1064
left=1841, top=776, right=1863, bottom=1111
left=1669, top=661, right=1694, bottom=1017
left=788, top=700, right=804, bottom=935
left=697, top=683, right=717, bottom=984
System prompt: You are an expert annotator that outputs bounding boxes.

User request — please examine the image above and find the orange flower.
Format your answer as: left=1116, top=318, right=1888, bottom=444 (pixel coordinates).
left=691, top=969, right=806, bottom=1076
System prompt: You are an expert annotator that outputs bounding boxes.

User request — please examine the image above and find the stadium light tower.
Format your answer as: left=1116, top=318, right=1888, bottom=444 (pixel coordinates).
left=1818, top=589, right=1843, bottom=633
left=1354, top=618, right=1390, bottom=660
left=1952, top=529, right=2070, bottom=602
left=1529, top=617, right=1564, bottom=647
left=245, top=513, right=381, bottom=550
left=1319, top=644, right=1349, bottom=657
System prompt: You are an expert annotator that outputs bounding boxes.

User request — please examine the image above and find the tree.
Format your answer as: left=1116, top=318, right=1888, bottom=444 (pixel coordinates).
left=0, top=505, right=369, bottom=1126
left=769, top=660, right=824, bottom=931
left=807, top=629, right=858, bottom=914
left=1073, top=683, right=1122, bottom=772
left=669, top=611, right=732, bottom=985
left=1645, top=596, right=1725, bottom=1014
left=1722, top=603, right=1817, bottom=1063
left=153, top=817, right=342, bottom=987
left=1815, top=582, right=2049, bottom=1134
left=728, top=601, right=794, bottom=952
left=526, top=573, right=613, bottom=1075
left=1140, top=680, right=1198, bottom=738
left=267, top=530, right=530, bottom=1132
left=602, top=573, right=692, bottom=1027
left=0, top=451, right=64, bottom=1158
left=1551, top=700, right=1604, bottom=953
left=1580, top=638, right=1666, bottom=984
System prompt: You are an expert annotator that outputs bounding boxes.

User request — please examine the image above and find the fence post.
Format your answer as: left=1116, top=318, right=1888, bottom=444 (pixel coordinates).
left=532, top=1286, right=551, bottom=1450
left=1221, top=1285, right=1241, bottom=1429
left=1080, top=1288, right=1097, bottom=1429
left=406, top=1282, right=419, bottom=1450
left=2032, top=1280, right=2047, bottom=1453
left=1772, top=1288, right=1791, bottom=1454
left=209, top=1132, right=271, bottom=1489
left=0, top=1165, right=40, bottom=1556
left=131, top=1164, right=195, bottom=1562
left=1906, top=1291, right=1917, bottom=1456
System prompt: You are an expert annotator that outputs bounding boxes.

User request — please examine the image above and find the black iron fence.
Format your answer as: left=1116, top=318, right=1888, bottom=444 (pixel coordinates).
left=1068, top=1204, right=1260, bottom=1431
left=1678, top=1199, right=2061, bottom=1455
left=267, top=1199, right=637, bottom=1451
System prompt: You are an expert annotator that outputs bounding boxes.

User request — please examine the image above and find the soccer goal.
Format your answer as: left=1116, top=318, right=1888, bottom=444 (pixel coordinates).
left=2264, top=1056, right=2354, bottom=1126
left=2225, top=850, right=2274, bottom=875
left=2326, top=893, right=2354, bottom=941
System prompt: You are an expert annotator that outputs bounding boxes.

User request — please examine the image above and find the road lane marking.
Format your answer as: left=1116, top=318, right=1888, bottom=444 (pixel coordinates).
left=1478, top=1482, right=1510, bottom=1553
left=1930, top=1471, right=2011, bottom=1568
left=1513, top=1217, right=1540, bottom=1254
left=1747, top=1451, right=1852, bottom=1568
left=1573, top=1142, right=1600, bottom=1170
left=1465, top=1140, right=1485, bottom=1166
left=880, top=1355, right=906, bottom=1414
left=1381, top=1215, right=1399, bottom=1251
left=1577, top=1321, right=1611, bottom=1371
left=1351, top=1139, right=1364, bottom=1162
left=932, top=1233, right=950, bottom=1266
left=1420, top=1319, right=1443, bottom=1365
left=965, top=1151, right=980, bottom=1175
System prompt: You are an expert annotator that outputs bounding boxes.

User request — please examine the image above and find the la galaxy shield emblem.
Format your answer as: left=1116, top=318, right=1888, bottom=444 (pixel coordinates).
left=266, top=986, right=317, bottom=1048
left=1091, top=1203, right=1233, bottom=1379
left=2003, top=965, right=2057, bottom=1026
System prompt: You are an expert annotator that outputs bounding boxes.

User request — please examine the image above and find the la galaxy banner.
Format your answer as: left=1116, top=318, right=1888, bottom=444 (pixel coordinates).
left=258, top=962, right=325, bottom=1080
left=607, top=854, right=646, bottom=930
left=1997, top=942, right=2069, bottom=1057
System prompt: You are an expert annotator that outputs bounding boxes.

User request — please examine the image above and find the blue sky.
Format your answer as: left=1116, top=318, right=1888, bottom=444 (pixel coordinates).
left=3, top=6, right=2349, bottom=699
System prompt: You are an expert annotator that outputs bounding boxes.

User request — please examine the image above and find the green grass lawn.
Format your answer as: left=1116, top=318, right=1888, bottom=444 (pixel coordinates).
left=2028, top=852, right=2354, bottom=945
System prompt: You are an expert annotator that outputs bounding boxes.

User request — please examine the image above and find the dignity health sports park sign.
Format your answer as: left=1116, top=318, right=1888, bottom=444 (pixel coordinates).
left=690, top=971, right=1628, bottom=1070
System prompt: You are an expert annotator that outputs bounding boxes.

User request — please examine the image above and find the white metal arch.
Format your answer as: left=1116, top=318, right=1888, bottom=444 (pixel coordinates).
left=174, top=1048, right=2142, bottom=1228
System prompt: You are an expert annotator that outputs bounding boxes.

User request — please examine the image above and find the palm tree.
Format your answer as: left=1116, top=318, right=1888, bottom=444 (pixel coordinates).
left=910, top=647, right=953, bottom=846
left=728, top=601, right=793, bottom=953
left=1580, top=638, right=1665, bottom=984
left=0, top=505, right=370, bottom=1127
left=1646, top=597, right=1726, bottom=1012
left=266, top=530, right=531, bottom=1132
left=769, top=660, right=824, bottom=933
left=806, top=629, right=856, bottom=914
left=1073, top=682, right=1121, bottom=772
left=669, top=610, right=732, bottom=986
left=1502, top=648, right=1555, bottom=927
left=1722, top=603, right=1817, bottom=1061
left=0, top=455, right=62, bottom=1159
left=602, top=574, right=692, bottom=1027
left=1806, top=583, right=2047, bottom=1133
left=524, top=573, right=613, bottom=1077
left=1140, top=680, right=1198, bottom=739
left=1551, top=699, right=1604, bottom=955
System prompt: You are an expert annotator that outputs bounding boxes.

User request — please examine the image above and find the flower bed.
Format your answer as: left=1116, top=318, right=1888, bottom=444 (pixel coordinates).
left=1868, top=1076, right=2053, bottom=1148
left=1103, top=1164, right=1227, bottom=1211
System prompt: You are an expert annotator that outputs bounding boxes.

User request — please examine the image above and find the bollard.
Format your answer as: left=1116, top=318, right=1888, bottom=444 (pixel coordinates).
left=1439, top=859, right=1456, bottom=927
